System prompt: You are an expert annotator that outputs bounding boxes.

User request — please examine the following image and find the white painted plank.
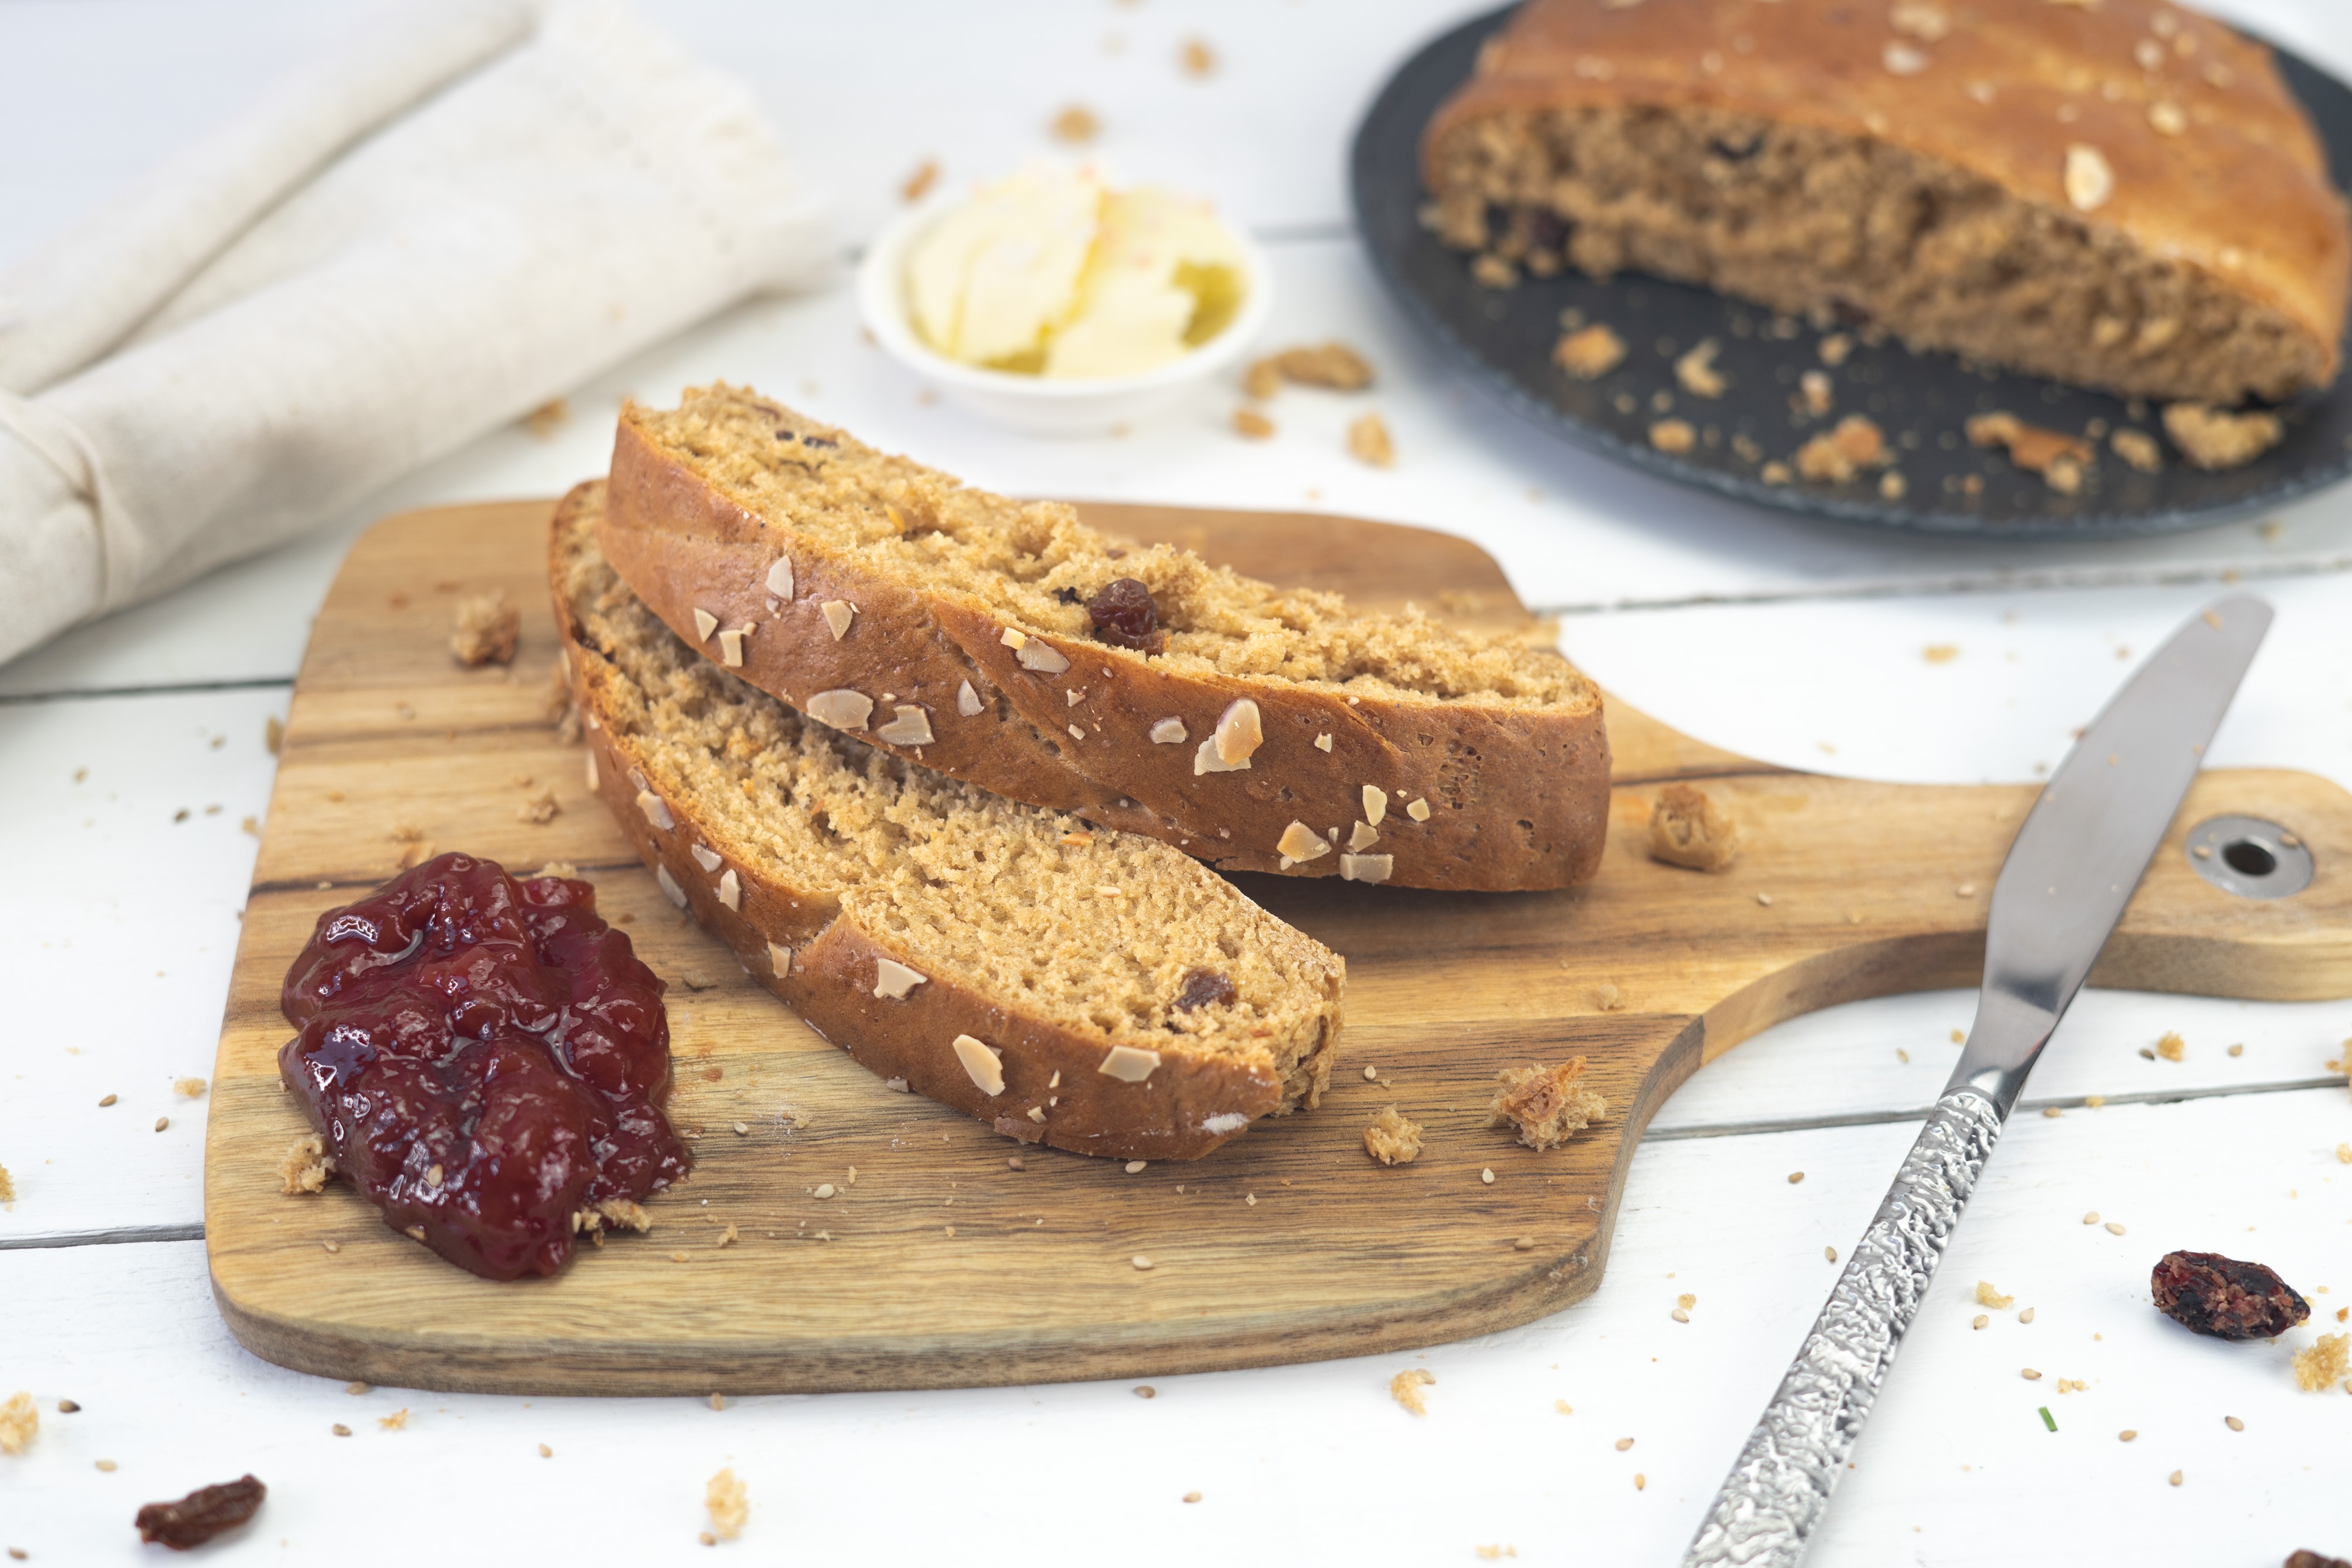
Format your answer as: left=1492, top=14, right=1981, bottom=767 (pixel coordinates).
left=0, top=689, right=279, bottom=1245
left=5, top=1089, right=2346, bottom=1564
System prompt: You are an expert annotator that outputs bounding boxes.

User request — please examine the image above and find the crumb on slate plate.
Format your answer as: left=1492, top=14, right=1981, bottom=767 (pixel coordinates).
left=1554, top=323, right=1626, bottom=380
left=2164, top=402, right=2283, bottom=471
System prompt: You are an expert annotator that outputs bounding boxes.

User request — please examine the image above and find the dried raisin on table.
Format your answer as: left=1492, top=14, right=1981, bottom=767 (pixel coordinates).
left=1085, top=578, right=1162, bottom=652
left=134, top=1475, right=265, bottom=1550
left=2151, top=1250, right=2310, bottom=1340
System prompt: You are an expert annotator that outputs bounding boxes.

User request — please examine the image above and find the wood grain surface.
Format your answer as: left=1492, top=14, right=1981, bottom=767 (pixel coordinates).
left=204, top=499, right=2352, bottom=1396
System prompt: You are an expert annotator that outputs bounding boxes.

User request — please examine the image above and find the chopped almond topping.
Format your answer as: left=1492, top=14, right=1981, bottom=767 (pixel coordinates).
left=693, top=608, right=719, bottom=641
left=1150, top=717, right=1188, bottom=744
left=1098, top=1045, right=1162, bottom=1082
left=1277, top=821, right=1332, bottom=862
left=820, top=600, right=855, bottom=640
left=1406, top=797, right=1432, bottom=822
left=1361, top=785, right=1387, bottom=826
left=951, top=1035, right=1005, bottom=1096
left=1214, top=699, right=1264, bottom=765
left=764, top=556, right=794, bottom=599
left=873, top=958, right=928, bottom=1000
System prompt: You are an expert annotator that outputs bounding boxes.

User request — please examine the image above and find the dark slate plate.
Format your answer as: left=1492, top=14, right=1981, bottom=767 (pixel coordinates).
left=1349, top=5, right=2352, bottom=539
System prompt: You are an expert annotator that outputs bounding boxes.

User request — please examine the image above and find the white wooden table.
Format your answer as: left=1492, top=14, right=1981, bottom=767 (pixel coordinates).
left=5, top=2, right=2350, bottom=1562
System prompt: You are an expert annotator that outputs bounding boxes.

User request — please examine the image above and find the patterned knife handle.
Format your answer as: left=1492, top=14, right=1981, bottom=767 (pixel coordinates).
left=1680, top=1088, right=2007, bottom=1568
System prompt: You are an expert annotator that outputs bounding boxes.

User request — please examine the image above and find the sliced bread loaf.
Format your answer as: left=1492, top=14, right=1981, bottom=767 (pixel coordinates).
left=552, top=482, right=1344, bottom=1161
left=599, top=384, right=1609, bottom=892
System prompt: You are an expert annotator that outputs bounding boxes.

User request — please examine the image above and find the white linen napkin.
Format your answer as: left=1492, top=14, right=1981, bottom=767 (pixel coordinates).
left=0, top=0, right=828, bottom=667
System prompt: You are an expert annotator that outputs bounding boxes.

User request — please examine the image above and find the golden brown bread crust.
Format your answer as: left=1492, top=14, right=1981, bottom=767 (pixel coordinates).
left=601, top=410, right=1612, bottom=892
left=550, top=484, right=1338, bottom=1161
left=1425, top=0, right=2348, bottom=399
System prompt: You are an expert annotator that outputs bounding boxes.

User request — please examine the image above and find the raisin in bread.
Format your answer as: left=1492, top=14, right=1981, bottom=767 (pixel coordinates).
left=597, top=384, right=1610, bottom=893
left=552, top=482, right=1343, bottom=1160
left=1425, top=0, right=2349, bottom=406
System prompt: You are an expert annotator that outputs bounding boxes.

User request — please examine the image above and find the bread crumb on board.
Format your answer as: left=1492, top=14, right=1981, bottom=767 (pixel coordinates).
left=1648, top=782, right=1740, bottom=871
left=1390, top=1368, right=1435, bottom=1416
left=451, top=593, right=520, bottom=667
left=1363, top=1105, right=1424, bottom=1166
left=1554, top=323, right=1626, bottom=380
left=2291, top=1332, right=2349, bottom=1392
left=277, top=1134, right=335, bottom=1196
left=706, top=1467, right=749, bottom=1541
left=0, top=1392, right=36, bottom=1455
left=2164, top=402, right=2284, bottom=470
left=1489, top=1059, right=1606, bottom=1151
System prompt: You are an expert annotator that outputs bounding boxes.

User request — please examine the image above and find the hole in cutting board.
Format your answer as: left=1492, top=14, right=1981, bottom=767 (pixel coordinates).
left=2186, top=815, right=2314, bottom=901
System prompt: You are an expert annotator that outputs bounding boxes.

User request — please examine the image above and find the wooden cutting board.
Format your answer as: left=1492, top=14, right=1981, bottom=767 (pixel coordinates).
left=205, top=499, right=2352, bottom=1396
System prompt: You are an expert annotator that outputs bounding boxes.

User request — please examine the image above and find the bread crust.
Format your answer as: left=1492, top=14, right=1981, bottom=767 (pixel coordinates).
left=602, top=412, right=1611, bottom=892
left=1424, top=0, right=2349, bottom=398
left=552, top=484, right=1337, bottom=1161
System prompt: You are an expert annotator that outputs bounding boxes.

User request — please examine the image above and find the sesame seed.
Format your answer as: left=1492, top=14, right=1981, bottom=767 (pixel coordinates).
left=1514, top=1236, right=1536, bottom=1251
left=1362, top=1065, right=1379, bottom=1082
left=2169, top=1470, right=2183, bottom=1487
left=2119, top=1429, right=2137, bottom=1442
left=153, top=1116, right=169, bottom=1132
left=1787, top=1171, right=1804, bottom=1184
left=1973, top=1315, right=1989, bottom=1330
left=1481, top=1168, right=1496, bottom=1185
left=539, top=1443, right=553, bottom=1457
left=333, top=1423, right=351, bottom=1436
left=1824, top=1246, right=1838, bottom=1263
left=2106, top=1221, right=2126, bottom=1235
left=1671, top=1308, right=1690, bottom=1323
left=2021, top=1368, right=2042, bottom=1380
left=1125, top=1160, right=1147, bottom=1174
left=2083, top=1212, right=2100, bottom=1225
left=1615, top=1437, right=1634, bottom=1451
left=1132, top=1255, right=1154, bottom=1271
left=2224, top=1416, right=2244, bottom=1431
left=2019, top=1308, right=2036, bottom=1324
left=1182, top=1492, right=1202, bottom=1504
left=1134, top=1386, right=1156, bottom=1398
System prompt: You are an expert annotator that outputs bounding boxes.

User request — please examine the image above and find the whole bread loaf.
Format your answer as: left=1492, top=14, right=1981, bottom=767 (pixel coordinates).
left=552, top=482, right=1344, bottom=1161
left=599, top=385, right=1610, bottom=892
left=1424, top=0, right=2350, bottom=406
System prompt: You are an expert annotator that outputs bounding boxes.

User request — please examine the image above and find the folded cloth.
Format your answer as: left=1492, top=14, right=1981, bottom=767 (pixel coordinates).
left=0, top=0, right=828, bottom=667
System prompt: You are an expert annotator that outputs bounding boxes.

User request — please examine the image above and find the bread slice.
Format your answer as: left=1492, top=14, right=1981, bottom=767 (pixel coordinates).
left=551, top=482, right=1343, bottom=1161
left=1423, top=0, right=2350, bottom=406
left=598, top=385, right=1609, bottom=892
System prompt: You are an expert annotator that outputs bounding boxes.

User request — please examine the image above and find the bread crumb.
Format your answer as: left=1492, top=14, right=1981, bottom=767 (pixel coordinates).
left=451, top=593, right=519, bottom=667
left=2291, top=1332, right=2349, bottom=1391
left=1673, top=339, right=1728, bottom=398
left=1923, top=644, right=1958, bottom=664
left=2156, top=1031, right=2185, bottom=1062
left=2164, top=403, right=2283, bottom=470
left=0, top=1165, right=12, bottom=1207
left=2111, top=428, right=2163, bottom=473
left=1347, top=413, right=1395, bottom=468
left=379, top=1408, right=408, bottom=1430
left=1471, top=252, right=1518, bottom=288
left=1760, top=460, right=1793, bottom=485
left=1649, top=419, right=1696, bottom=455
left=278, top=1134, right=335, bottom=1196
left=1976, top=1281, right=2015, bottom=1309
left=1648, top=782, right=1740, bottom=871
left=524, top=399, right=568, bottom=440
left=1389, top=1368, right=1435, bottom=1415
left=901, top=159, right=938, bottom=203
left=1179, top=36, right=1216, bottom=76
left=264, top=716, right=285, bottom=754
left=1489, top=1059, right=1606, bottom=1151
left=1795, top=415, right=1889, bottom=482
left=1049, top=104, right=1100, bottom=143
left=1363, top=1105, right=1424, bottom=1165
left=1264, top=342, right=1374, bottom=390
left=1554, top=323, right=1626, bottom=380
left=706, top=1467, right=748, bottom=1540
left=1966, top=411, right=2094, bottom=492
left=1232, top=407, right=1274, bottom=440
left=517, top=787, right=560, bottom=825
left=0, top=1393, right=35, bottom=1455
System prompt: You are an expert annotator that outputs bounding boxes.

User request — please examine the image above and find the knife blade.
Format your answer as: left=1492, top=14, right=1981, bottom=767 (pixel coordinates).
left=1680, top=594, right=2273, bottom=1568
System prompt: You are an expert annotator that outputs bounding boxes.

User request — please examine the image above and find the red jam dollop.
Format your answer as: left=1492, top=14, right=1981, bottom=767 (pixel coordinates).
left=279, top=852, right=688, bottom=1280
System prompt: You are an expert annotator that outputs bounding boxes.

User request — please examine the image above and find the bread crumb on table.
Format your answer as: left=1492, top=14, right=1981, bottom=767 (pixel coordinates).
left=1976, top=1281, right=2014, bottom=1310
left=2163, top=402, right=2283, bottom=470
left=1347, top=413, right=1396, bottom=468
left=1390, top=1368, right=1435, bottom=1415
left=1648, top=782, right=1740, bottom=871
left=1259, top=342, right=1373, bottom=391
left=1489, top=1059, right=1606, bottom=1151
left=1232, top=407, right=1274, bottom=440
left=378, top=1408, right=407, bottom=1430
left=0, top=1165, right=13, bottom=1207
left=175, top=1077, right=206, bottom=1099
left=517, top=787, right=560, bottom=825
left=2291, top=1332, right=2349, bottom=1392
left=900, top=159, right=938, bottom=204
left=1048, top=103, right=1100, bottom=144
left=0, top=1393, right=35, bottom=1455
left=277, top=1134, right=335, bottom=1196
left=1363, top=1105, right=1424, bottom=1165
left=706, top=1467, right=748, bottom=1541
left=1554, top=322, right=1626, bottom=380
left=2156, top=1031, right=2186, bottom=1062
left=451, top=593, right=519, bottom=667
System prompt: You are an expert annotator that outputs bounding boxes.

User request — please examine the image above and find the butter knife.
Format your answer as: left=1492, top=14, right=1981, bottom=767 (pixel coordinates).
left=1681, top=594, right=2273, bottom=1567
